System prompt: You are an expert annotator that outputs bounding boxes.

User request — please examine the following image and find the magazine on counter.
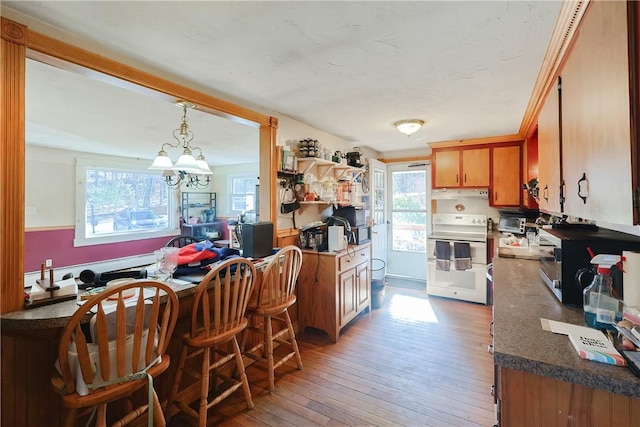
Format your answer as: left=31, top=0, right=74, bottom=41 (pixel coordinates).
left=541, top=318, right=626, bottom=366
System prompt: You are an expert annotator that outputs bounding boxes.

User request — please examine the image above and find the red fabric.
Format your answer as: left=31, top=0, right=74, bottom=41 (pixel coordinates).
left=177, top=243, right=218, bottom=266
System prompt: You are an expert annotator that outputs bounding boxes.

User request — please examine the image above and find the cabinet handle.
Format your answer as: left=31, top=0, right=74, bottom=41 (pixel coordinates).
left=464, top=173, right=467, bottom=183
left=577, top=173, right=588, bottom=204
left=494, top=191, right=498, bottom=201
left=543, top=185, right=549, bottom=202
left=456, top=174, right=459, bottom=184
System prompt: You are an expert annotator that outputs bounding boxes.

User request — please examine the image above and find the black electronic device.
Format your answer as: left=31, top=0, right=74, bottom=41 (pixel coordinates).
left=539, top=227, right=640, bottom=307
left=621, top=350, right=640, bottom=378
left=241, top=221, right=274, bottom=258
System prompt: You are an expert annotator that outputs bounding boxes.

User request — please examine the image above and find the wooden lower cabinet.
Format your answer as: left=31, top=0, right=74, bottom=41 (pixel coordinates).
left=497, top=366, right=640, bottom=427
left=298, top=244, right=371, bottom=342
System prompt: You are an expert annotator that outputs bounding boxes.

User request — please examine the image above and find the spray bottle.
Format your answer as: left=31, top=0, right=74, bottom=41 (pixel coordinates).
left=583, top=254, right=624, bottom=331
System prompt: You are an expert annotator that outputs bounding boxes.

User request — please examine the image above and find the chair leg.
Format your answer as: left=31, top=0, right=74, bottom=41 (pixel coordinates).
left=96, top=403, right=107, bottom=427
left=152, top=389, right=166, bottom=427
left=284, top=309, right=303, bottom=370
left=265, top=315, right=275, bottom=394
left=232, top=336, right=254, bottom=409
left=199, top=346, right=211, bottom=427
left=168, top=344, right=189, bottom=416
left=62, top=407, right=78, bottom=427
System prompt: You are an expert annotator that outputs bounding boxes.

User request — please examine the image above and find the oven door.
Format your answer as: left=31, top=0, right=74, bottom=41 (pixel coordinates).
left=427, top=260, right=488, bottom=304
left=426, top=239, right=488, bottom=305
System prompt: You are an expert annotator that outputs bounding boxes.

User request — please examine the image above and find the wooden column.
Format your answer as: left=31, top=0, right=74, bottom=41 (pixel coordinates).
left=260, top=116, right=278, bottom=246
left=1, top=17, right=26, bottom=314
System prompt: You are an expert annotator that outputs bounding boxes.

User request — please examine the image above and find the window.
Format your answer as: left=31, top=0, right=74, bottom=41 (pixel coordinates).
left=229, top=174, right=257, bottom=215
left=391, top=169, right=428, bottom=252
left=75, top=158, right=175, bottom=246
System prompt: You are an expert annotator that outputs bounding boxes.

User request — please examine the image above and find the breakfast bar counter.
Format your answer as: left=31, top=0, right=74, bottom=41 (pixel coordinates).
left=0, top=280, right=200, bottom=331
left=493, top=255, right=640, bottom=425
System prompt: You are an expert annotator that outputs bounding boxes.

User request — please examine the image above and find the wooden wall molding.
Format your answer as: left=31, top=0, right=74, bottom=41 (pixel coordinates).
left=2, top=16, right=26, bottom=44
left=377, top=155, right=431, bottom=164
left=1, top=17, right=27, bottom=313
left=519, top=0, right=590, bottom=138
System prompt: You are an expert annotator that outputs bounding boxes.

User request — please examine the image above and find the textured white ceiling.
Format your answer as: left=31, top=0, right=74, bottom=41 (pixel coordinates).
left=5, top=1, right=563, bottom=163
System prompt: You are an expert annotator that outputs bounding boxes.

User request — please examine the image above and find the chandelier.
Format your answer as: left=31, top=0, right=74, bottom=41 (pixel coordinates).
left=149, top=101, right=212, bottom=189
left=394, top=119, right=424, bottom=137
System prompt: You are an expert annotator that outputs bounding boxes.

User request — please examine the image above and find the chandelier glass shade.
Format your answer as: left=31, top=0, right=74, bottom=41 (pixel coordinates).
left=394, top=119, right=424, bottom=137
left=149, top=101, right=212, bottom=189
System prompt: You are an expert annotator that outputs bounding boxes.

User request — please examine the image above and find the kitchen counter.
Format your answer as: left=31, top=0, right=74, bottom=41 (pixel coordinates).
left=0, top=280, right=200, bottom=331
left=493, top=255, right=640, bottom=398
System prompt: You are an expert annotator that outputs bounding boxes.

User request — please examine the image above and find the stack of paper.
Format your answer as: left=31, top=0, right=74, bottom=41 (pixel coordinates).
left=29, top=277, right=78, bottom=302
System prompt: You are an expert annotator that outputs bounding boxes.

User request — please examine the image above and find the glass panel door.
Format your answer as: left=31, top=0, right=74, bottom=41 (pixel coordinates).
left=387, top=163, right=429, bottom=281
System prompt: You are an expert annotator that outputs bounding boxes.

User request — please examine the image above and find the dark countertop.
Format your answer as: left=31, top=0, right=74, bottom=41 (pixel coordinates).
left=0, top=280, right=200, bottom=331
left=493, top=255, right=640, bottom=398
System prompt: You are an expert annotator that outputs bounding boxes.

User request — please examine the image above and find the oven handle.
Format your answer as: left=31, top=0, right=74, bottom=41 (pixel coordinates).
left=486, top=263, right=493, bottom=281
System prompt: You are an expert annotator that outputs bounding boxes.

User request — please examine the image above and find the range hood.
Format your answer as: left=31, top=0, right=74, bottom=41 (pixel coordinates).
left=431, top=188, right=489, bottom=200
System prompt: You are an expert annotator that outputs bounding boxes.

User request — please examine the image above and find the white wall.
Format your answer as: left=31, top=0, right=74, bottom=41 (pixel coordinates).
left=210, top=163, right=259, bottom=218
left=25, top=146, right=76, bottom=228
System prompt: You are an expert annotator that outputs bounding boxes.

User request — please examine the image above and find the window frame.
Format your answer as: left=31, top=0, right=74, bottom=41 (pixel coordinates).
left=227, top=173, right=257, bottom=216
left=74, top=157, right=178, bottom=247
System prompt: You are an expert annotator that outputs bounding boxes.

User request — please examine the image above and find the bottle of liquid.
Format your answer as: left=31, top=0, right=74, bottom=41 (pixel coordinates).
left=583, top=254, right=624, bottom=331
left=487, top=218, right=494, bottom=232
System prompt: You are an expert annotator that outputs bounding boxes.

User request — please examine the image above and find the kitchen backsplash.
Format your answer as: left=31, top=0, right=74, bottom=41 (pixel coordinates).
left=434, top=199, right=500, bottom=222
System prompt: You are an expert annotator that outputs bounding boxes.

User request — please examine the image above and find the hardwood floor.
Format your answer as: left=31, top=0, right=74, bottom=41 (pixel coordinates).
left=169, top=286, right=495, bottom=426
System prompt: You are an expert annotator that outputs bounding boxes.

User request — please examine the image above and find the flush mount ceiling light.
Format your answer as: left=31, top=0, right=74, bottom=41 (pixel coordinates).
left=394, top=119, right=425, bottom=137
left=149, top=101, right=213, bottom=189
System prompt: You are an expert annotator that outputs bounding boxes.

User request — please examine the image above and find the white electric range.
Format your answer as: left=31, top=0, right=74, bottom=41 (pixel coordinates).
left=426, top=213, right=488, bottom=304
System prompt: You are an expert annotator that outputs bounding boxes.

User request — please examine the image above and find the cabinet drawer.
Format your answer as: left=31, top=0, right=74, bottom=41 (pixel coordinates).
left=339, top=246, right=370, bottom=271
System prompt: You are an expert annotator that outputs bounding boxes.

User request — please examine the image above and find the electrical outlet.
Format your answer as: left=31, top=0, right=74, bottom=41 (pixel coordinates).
left=45, top=259, right=52, bottom=268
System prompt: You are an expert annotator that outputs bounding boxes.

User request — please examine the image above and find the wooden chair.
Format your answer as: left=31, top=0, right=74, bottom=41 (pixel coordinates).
left=165, top=235, right=201, bottom=248
left=52, top=280, right=179, bottom=427
left=242, top=245, right=304, bottom=394
left=169, top=257, right=256, bottom=426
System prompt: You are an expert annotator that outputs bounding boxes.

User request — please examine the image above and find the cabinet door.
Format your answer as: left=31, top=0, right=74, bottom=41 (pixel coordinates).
left=339, top=268, right=357, bottom=328
left=561, top=0, right=633, bottom=224
left=461, top=148, right=490, bottom=187
left=491, top=145, right=521, bottom=206
left=433, top=150, right=461, bottom=188
left=355, top=262, right=370, bottom=312
left=537, top=78, right=562, bottom=214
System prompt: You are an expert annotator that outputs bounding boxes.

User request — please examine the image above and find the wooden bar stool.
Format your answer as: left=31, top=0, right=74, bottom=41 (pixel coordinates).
left=169, top=257, right=256, bottom=426
left=242, top=245, right=304, bottom=394
left=51, top=280, right=179, bottom=427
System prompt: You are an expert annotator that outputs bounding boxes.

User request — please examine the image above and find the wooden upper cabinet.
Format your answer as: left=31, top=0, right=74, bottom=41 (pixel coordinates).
left=432, top=147, right=489, bottom=188
left=491, top=145, right=521, bottom=207
left=537, top=77, right=562, bottom=215
left=433, top=150, right=460, bottom=187
left=462, top=148, right=490, bottom=187
left=561, top=0, right=633, bottom=225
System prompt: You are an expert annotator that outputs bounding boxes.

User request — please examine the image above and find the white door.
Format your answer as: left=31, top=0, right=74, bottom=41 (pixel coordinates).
left=368, top=159, right=387, bottom=281
left=386, top=162, right=430, bottom=281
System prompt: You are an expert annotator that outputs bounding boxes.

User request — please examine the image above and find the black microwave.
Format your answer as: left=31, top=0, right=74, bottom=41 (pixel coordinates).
left=351, top=225, right=371, bottom=245
left=538, top=227, right=640, bottom=306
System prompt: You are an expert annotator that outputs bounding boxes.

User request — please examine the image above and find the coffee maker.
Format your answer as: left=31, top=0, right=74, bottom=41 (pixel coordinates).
left=300, top=222, right=327, bottom=251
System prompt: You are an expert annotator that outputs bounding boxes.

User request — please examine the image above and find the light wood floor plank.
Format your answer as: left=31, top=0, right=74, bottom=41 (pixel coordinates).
left=170, top=286, right=496, bottom=426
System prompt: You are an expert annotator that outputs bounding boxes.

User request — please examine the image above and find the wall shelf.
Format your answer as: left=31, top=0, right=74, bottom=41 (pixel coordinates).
left=296, top=157, right=365, bottom=182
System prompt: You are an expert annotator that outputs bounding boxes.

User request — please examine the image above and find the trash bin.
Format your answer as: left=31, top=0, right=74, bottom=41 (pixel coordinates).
left=371, top=258, right=386, bottom=309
